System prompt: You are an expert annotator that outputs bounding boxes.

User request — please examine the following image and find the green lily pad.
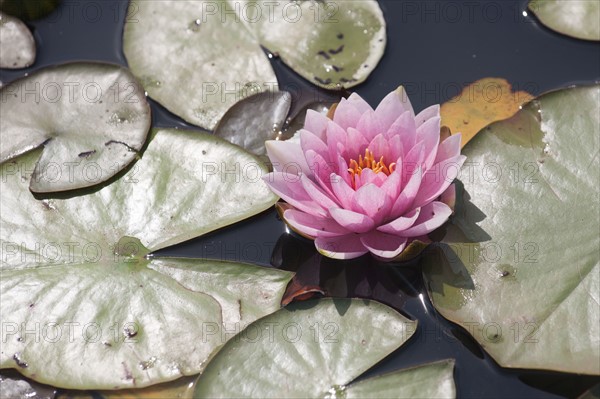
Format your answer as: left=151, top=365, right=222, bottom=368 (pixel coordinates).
left=0, top=62, right=151, bottom=193
left=529, top=0, right=600, bottom=41
left=0, top=0, right=60, bottom=20
left=0, top=11, right=35, bottom=69
left=214, top=91, right=291, bottom=157
left=122, top=0, right=385, bottom=130
left=0, top=128, right=290, bottom=389
left=195, top=298, right=453, bottom=398
left=422, top=85, right=600, bottom=374
left=344, top=360, right=456, bottom=399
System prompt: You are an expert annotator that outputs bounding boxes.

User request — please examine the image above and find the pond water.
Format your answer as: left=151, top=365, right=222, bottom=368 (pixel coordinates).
left=1, top=0, right=598, bottom=397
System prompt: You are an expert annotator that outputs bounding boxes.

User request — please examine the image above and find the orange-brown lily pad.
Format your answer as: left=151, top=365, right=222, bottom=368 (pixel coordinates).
left=440, top=78, right=534, bottom=148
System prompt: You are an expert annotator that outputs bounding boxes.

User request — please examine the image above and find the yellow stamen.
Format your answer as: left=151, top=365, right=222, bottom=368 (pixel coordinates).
left=347, top=148, right=396, bottom=188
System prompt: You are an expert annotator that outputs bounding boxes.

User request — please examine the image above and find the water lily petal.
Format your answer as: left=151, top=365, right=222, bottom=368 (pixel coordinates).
left=330, top=173, right=355, bottom=209
left=413, top=155, right=466, bottom=208
left=304, top=109, right=330, bottom=140
left=335, top=155, right=352, bottom=185
left=397, top=201, right=451, bottom=236
left=346, top=127, right=370, bottom=161
left=266, top=140, right=310, bottom=176
left=347, top=92, right=374, bottom=114
left=356, top=168, right=386, bottom=189
left=378, top=208, right=421, bottom=234
left=300, top=129, right=329, bottom=160
left=360, top=231, right=408, bottom=259
left=386, top=134, right=405, bottom=164
left=396, top=87, right=415, bottom=116
left=304, top=149, right=335, bottom=189
left=403, top=143, right=426, bottom=181
left=283, top=209, right=349, bottom=238
left=353, top=183, right=391, bottom=222
left=439, top=183, right=456, bottom=211
left=380, top=168, right=403, bottom=200
left=330, top=208, right=375, bottom=233
left=386, top=111, right=416, bottom=155
left=356, top=110, right=384, bottom=142
left=315, top=234, right=368, bottom=260
left=326, top=121, right=349, bottom=161
left=415, top=104, right=440, bottom=127
left=333, top=97, right=363, bottom=130
left=368, top=133, right=391, bottom=163
left=435, top=133, right=462, bottom=164
left=375, top=89, right=413, bottom=132
left=416, top=116, right=441, bottom=171
left=391, top=167, right=423, bottom=217
left=263, top=172, right=327, bottom=217
left=300, top=174, right=341, bottom=209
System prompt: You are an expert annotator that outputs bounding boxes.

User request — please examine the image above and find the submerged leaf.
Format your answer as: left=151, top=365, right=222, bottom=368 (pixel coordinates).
left=215, top=91, right=291, bottom=156
left=123, top=0, right=385, bottom=129
left=529, top=0, right=600, bottom=41
left=194, top=298, right=430, bottom=398
left=0, top=128, right=290, bottom=389
left=440, top=78, right=534, bottom=148
left=0, top=62, right=151, bottom=193
left=423, top=85, right=600, bottom=374
left=0, top=11, right=35, bottom=69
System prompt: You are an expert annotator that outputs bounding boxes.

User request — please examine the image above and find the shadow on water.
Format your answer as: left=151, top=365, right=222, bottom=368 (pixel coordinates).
left=443, top=180, right=492, bottom=244
left=271, top=232, right=421, bottom=312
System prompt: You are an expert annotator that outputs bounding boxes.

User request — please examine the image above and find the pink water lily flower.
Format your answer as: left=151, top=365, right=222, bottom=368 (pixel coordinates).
left=263, top=87, right=466, bottom=260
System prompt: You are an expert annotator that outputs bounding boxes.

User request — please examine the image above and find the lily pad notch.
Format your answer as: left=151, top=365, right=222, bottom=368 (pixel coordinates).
left=0, top=62, right=151, bottom=193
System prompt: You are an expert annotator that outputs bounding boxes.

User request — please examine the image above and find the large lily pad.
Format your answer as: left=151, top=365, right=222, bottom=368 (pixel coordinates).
left=423, top=85, right=600, bottom=374
left=123, top=0, right=385, bottom=130
left=0, top=128, right=291, bottom=389
left=0, top=11, right=35, bottom=69
left=529, top=0, right=600, bottom=41
left=0, top=63, right=151, bottom=193
left=195, top=298, right=454, bottom=398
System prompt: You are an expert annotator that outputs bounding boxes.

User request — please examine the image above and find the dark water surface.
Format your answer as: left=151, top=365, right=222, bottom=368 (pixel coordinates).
left=1, top=0, right=599, bottom=397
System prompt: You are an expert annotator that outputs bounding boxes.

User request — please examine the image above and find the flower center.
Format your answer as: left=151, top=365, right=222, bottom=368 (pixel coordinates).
left=347, top=148, right=396, bottom=188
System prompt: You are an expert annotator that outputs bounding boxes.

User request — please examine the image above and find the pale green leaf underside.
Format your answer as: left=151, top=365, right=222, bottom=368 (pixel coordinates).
left=123, top=0, right=385, bottom=130
left=194, top=298, right=421, bottom=398
left=529, top=0, right=600, bottom=41
left=0, top=11, right=35, bottom=69
left=423, top=85, right=600, bottom=374
left=0, top=63, right=151, bottom=193
left=0, top=128, right=288, bottom=389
